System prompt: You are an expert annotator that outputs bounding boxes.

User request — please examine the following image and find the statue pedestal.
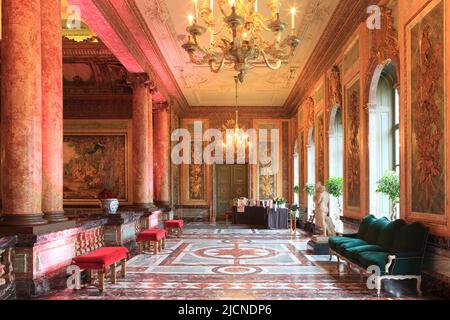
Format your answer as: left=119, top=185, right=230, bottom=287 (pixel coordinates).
left=307, top=235, right=330, bottom=255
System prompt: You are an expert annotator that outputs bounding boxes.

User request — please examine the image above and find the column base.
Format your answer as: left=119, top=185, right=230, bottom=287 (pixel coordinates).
left=43, top=211, right=68, bottom=223
left=0, top=214, right=47, bottom=227
left=132, top=203, right=156, bottom=209
left=154, top=201, right=170, bottom=208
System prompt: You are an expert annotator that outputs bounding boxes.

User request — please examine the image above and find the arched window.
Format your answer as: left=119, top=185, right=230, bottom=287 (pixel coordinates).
left=369, top=62, right=399, bottom=219
left=307, top=128, right=315, bottom=217
left=293, top=140, right=299, bottom=205
left=329, top=107, right=343, bottom=232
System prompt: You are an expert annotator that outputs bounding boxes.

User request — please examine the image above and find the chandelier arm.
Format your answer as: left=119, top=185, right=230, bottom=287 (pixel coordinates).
left=261, top=50, right=282, bottom=70
left=209, top=54, right=226, bottom=73
left=253, top=15, right=273, bottom=32
left=217, top=0, right=228, bottom=17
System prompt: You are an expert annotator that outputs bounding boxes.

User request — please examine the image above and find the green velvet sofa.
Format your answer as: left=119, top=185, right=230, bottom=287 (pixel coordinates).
left=328, top=214, right=429, bottom=295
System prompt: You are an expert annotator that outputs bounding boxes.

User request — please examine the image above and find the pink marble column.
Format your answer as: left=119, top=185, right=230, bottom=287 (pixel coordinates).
left=41, top=0, right=66, bottom=222
left=131, top=74, right=153, bottom=208
left=154, top=104, right=171, bottom=207
left=147, top=96, right=155, bottom=207
left=0, top=0, right=46, bottom=226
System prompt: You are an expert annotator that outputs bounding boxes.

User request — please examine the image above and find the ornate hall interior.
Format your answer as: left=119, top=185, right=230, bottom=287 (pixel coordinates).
left=1, top=0, right=450, bottom=302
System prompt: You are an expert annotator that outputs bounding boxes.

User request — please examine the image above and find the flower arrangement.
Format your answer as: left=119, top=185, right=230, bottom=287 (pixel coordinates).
left=273, top=197, right=287, bottom=207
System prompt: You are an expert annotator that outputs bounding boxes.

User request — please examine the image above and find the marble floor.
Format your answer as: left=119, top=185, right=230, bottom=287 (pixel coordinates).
left=41, top=223, right=442, bottom=300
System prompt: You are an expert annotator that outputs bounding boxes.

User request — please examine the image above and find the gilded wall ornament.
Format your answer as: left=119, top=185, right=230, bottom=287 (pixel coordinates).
left=329, top=66, right=342, bottom=107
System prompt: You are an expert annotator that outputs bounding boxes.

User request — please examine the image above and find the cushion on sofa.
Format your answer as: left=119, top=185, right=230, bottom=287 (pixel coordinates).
left=357, top=215, right=377, bottom=242
left=391, top=222, right=428, bottom=255
left=328, top=236, right=357, bottom=250
left=365, top=217, right=390, bottom=244
left=343, top=245, right=385, bottom=261
left=358, top=251, right=390, bottom=275
left=376, top=219, right=407, bottom=252
left=335, top=239, right=369, bottom=254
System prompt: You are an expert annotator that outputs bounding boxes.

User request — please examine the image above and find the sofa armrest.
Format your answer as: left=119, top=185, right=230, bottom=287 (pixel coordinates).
left=385, top=253, right=424, bottom=276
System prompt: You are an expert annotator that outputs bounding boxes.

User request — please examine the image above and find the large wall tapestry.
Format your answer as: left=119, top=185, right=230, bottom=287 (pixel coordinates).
left=316, top=112, right=325, bottom=184
left=345, top=79, right=361, bottom=208
left=408, top=0, right=445, bottom=215
left=63, top=134, right=128, bottom=203
left=258, top=124, right=277, bottom=200
left=184, top=122, right=207, bottom=203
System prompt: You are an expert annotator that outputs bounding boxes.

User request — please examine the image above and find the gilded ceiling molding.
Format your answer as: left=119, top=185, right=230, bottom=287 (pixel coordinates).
left=284, top=0, right=373, bottom=116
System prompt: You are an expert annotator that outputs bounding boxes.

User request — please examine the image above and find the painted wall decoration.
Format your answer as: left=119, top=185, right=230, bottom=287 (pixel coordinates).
left=329, top=66, right=342, bottom=107
left=258, top=123, right=277, bottom=200
left=316, top=112, right=325, bottom=184
left=63, top=134, right=128, bottom=203
left=408, top=0, right=445, bottom=215
left=345, top=79, right=361, bottom=208
left=183, top=121, right=208, bottom=204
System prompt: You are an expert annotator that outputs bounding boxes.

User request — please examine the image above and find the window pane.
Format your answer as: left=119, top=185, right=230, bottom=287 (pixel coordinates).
left=395, top=129, right=400, bottom=167
left=394, top=89, right=400, bottom=126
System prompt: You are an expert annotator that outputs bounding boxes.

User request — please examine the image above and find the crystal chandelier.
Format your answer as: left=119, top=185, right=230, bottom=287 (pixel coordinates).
left=223, top=76, right=250, bottom=149
left=182, top=0, right=300, bottom=82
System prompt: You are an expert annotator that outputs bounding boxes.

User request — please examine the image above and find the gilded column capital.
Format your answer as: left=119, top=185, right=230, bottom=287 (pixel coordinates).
left=127, top=72, right=150, bottom=89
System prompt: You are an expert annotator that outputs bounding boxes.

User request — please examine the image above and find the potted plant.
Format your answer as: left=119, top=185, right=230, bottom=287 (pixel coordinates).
left=292, top=185, right=300, bottom=195
left=376, top=170, right=400, bottom=221
left=326, top=177, right=344, bottom=215
left=304, top=183, right=315, bottom=197
left=98, top=189, right=119, bottom=214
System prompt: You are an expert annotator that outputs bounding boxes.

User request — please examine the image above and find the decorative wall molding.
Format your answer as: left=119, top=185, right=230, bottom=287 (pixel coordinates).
left=285, top=0, right=373, bottom=116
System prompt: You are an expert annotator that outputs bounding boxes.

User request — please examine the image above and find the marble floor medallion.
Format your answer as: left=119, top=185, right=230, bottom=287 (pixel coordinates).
left=40, top=223, right=442, bottom=300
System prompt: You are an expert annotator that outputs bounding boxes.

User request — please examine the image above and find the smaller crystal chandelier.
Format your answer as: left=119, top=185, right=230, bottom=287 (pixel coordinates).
left=182, top=0, right=300, bottom=82
left=223, top=76, right=250, bottom=149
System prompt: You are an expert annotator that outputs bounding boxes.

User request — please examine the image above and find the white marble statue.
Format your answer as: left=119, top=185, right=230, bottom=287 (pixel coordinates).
left=314, top=183, right=336, bottom=237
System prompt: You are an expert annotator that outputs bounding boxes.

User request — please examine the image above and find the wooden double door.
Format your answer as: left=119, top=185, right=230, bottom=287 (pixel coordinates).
left=215, top=165, right=249, bottom=219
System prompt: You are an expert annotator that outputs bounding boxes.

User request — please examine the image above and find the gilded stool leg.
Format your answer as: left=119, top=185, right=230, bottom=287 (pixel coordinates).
left=121, top=259, right=127, bottom=277
left=137, top=242, right=142, bottom=255
left=153, top=241, right=158, bottom=254
left=98, top=270, right=105, bottom=292
left=111, top=263, right=117, bottom=284
left=161, top=238, right=166, bottom=250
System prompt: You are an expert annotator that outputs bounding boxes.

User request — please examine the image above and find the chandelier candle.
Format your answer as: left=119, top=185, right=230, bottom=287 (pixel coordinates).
left=290, top=7, right=296, bottom=32
left=182, top=0, right=300, bottom=82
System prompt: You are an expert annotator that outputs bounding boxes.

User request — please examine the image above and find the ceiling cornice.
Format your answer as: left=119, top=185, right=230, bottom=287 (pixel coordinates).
left=283, top=0, right=373, bottom=116
left=92, top=0, right=188, bottom=115
left=186, top=106, right=291, bottom=119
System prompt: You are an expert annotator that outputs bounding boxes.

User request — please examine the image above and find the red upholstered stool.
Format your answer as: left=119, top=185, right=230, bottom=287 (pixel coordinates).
left=165, top=220, right=184, bottom=238
left=137, top=228, right=166, bottom=255
left=71, top=247, right=129, bottom=292
left=225, top=210, right=233, bottom=225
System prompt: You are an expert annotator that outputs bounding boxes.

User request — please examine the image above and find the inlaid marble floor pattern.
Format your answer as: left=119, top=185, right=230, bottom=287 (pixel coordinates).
left=42, top=224, right=439, bottom=300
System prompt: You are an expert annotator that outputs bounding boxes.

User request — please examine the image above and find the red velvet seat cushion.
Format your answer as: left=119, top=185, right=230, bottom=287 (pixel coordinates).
left=137, top=228, right=166, bottom=242
left=165, top=220, right=184, bottom=228
left=225, top=210, right=233, bottom=216
left=72, top=247, right=128, bottom=271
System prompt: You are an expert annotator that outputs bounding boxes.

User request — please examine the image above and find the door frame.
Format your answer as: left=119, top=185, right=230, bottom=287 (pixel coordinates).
left=213, top=164, right=250, bottom=222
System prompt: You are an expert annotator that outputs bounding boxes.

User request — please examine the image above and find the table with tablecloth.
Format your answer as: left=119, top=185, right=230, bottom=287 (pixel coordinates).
left=232, top=206, right=289, bottom=229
